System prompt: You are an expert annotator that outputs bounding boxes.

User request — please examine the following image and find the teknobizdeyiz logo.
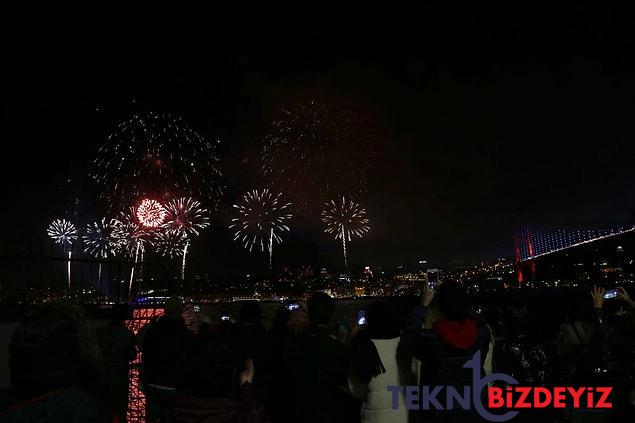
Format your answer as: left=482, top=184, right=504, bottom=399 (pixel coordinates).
left=387, top=351, right=612, bottom=422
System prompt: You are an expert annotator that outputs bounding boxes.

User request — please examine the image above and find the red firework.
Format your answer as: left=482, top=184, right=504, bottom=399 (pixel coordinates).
left=136, top=199, right=166, bottom=228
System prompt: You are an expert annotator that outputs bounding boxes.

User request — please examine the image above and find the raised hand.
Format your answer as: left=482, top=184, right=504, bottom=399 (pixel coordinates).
left=421, top=282, right=435, bottom=307
left=591, top=285, right=605, bottom=309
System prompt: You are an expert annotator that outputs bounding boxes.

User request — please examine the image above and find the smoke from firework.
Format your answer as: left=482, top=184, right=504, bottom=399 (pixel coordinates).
left=260, top=100, right=374, bottom=211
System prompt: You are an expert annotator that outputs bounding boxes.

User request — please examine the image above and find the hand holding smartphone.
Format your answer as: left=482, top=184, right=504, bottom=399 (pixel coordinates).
left=286, top=302, right=300, bottom=311
left=357, top=309, right=366, bottom=326
left=603, top=288, right=619, bottom=299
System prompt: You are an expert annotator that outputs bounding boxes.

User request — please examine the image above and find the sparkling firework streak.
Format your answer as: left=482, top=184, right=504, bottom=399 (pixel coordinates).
left=47, top=219, right=78, bottom=290
left=113, top=210, right=154, bottom=297
left=136, top=198, right=167, bottom=228
left=83, top=218, right=120, bottom=259
left=260, top=100, right=374, bottom=211
left=230, top=189, right=292, bottom=271
left=47, top=219, right=78, bottom=247
left=83, top=218, right=121, bottom=295
left=321, top=197, right=370, bottom=269
left=164, top=197, right=210, bottom=235
left=91, top=112, right=224, bottom=212
left=163, top=197, right=210, bottom=280
left=154, top=229, right=188, bottom=259
left=112, top=212, right=153, bottom=258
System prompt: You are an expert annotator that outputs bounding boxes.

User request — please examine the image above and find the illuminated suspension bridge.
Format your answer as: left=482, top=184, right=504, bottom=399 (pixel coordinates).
left=513, top=223, right=635, bottom=285
left=514, top=224, right=635, bottom=262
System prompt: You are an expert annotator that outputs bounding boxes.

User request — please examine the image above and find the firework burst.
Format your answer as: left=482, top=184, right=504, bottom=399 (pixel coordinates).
left=164, top=197, right=210, bottom=235
left=154, top=229, right=189, bottom=259
left=321, top=196, right=370, bottom=269
left=47, top=219, right=78, bottom=247
left=83, top=218, right=120, bottom=259
left=47, top=219, right=78, bottom=290
left=83, top=218, right=121, bottom=295
left=163, top=196, right=210, bottom=280
left=112, top=210, right=153, bottom=257
left=136, top=198, right=167, bottom=228
left=230, top=189, right=292, bottom=271
left=260, top=100, right=374, bottom=211
left=113, top=209, right=155, bottom=297
left=91, top=112, right=224, bottom=212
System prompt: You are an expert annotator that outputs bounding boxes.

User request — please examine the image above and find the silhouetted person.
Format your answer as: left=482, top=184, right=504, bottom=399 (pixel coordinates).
left=231, top=302, right=273, bottom=410
left=349, top=300, right=413, bottom=423
left=558, top=286, right=615, bottom=387
left=1, top=305, right=113, bottom=422
left=282, top=292, right=348, bottom=423
left=161, top=306, right=270, bottom=422
left=401, top=281, right=493, bottom=423
left=141, top=296, right=196, bottom=422
left=96, top=304, right=136, bottom=422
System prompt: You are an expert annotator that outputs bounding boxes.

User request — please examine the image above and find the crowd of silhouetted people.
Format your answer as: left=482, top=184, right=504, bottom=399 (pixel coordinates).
left=1, top=281, right=634, bottom=422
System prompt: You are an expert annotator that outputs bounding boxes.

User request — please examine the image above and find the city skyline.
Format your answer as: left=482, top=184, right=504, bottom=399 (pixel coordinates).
left=4, top=5, right=635, bottom=279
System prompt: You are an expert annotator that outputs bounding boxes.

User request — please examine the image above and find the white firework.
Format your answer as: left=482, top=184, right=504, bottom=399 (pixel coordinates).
left=155, top=229, right=189, bottom=259
left=163, top=196, right=210, bottom=280
left=321, top=196, right=370, bottom=269
left=47, top=219, right=78, bottom=290
left=163, top=196, right=210, bottom=235
left=230, top=189, right=292, bottom=271
left=47, top=219, right=78, bottom=247
left=83, top=218, right=120, bottom=259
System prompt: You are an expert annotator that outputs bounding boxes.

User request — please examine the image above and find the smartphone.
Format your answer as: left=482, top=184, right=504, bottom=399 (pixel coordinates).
left=286, top=303, right=300, bottom=311
left=357, top=309, right=366, bottom=326
left=603, top=288, right=619, bottom=299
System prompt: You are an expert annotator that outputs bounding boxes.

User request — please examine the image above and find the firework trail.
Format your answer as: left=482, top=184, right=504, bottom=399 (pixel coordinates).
left=83, top=218, right=121, bottom=294
left=155, top=229, right=188, bottom=259
left=92, top=112, right=224, bottom=212
left=321, top=196, right=370, bottom=270
left=47, top=219, right=78, bottom=290
left=83, top=218, right=120, bottom=258
left=230, top=189, right=292, bottom=272
left=163, top=197, right=210, bottom=280
left=260, top=100, right=374, bottom=211
left=113, top=208, right=155, bottom=297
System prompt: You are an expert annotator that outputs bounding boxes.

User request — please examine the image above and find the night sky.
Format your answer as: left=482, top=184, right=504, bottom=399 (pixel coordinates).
left=3, top=4, right=635, bottom=277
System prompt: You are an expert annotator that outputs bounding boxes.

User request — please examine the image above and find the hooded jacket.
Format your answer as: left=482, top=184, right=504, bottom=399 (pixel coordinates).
left=400, top=305, right=492, bottom=388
